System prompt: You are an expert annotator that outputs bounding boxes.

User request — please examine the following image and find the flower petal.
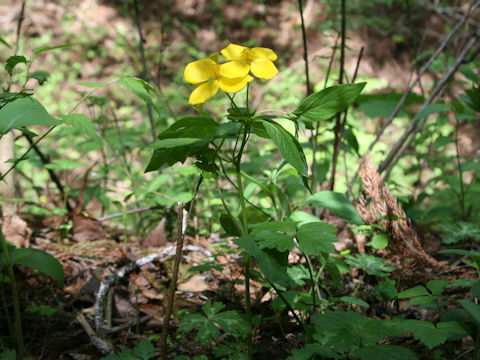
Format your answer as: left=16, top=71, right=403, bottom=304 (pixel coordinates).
left=219, top=75, right=253, bottom=93
left=219, top=60, right=250, bottom=78
left=188, top=80, right=219, bottom=105
left=251, top=59, right=279, bottom=80
left=184, top=58, right=216, bottom=84
left=221, top=43, right=247, bottom=60
left=252, top=47, right=277, bottom=61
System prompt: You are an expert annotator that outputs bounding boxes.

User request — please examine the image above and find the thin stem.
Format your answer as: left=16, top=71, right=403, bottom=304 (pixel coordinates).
left=133, top=0, right=156, bottom=140
left=298, top=0, right=311, bottom=97
left=1, top=229, right=24, bottom=359
left=455, top=118, right=466, bottom=220
left=328, top=0, right=346, bottom=191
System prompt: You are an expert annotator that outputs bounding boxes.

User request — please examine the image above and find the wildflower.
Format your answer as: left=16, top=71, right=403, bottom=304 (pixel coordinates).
left=184, top=52, right=253, bottom=105
left=220, top=43, right=279, bottom=80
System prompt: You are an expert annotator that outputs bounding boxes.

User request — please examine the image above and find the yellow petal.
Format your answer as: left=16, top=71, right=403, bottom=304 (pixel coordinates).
left=184, top=58, right=216, bottom=84
left=252, top=47, right=277, bottom=61
left=251, top=59, right=279, bottom=80
left=221, top=43, right=247, bottom=60
left=188, top=80, right=219, bottom=105
left=219, top=75, right=253, bottom=93
left=219, top=60, right=250, bottom=78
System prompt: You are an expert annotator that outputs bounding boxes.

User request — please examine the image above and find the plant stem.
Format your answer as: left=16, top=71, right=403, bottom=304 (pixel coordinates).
left=454, top=117, right=466, bottom=220
left=234, top=121, right=253, bottom=359
left=0, top=228, right=24, bottom=359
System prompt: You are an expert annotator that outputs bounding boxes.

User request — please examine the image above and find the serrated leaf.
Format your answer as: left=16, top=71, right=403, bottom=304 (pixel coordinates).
left=296, top=221, right=338, bottom=255
left=59, top=113, right=103, bottom=145
left=263, top=120, right=307, bottom=175
left=254, top=230, right=295, bottom=252
left=212, top=310, right=249, bottom=335
left=10, top=248, right=64, bottom=287
left=234, top=236, right=293, bottom=286
left=344, top=253, right=394, bottom=277
left=302, top=191, right=364, bottom=225
left=409, top=321, right=448, bottom=349
left=397, top=285, right=430, bottom=299
left=6, top=55, right=27, bottom=76
left=133, top=339, right=155, bottom=360
left=0, top=97, right=61, bottom=134
left=293, top=82, right=367, bottom=122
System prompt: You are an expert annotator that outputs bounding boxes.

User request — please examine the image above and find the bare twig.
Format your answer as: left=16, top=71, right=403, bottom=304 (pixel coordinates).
left=77, top=313, right=114, bottom=355
left=161, top=177, right=203, bottom=359
left=347, top=0, right=480, bottom=193
left=382, top=25, right=480, bottom=179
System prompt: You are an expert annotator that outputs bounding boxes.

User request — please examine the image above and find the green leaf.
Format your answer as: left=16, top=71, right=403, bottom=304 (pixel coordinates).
left=345, top=253, right=394, bottom=277
left=356, top=92, right=424, bottom=118
left=10, top=248, right=64, bottom=287
left=289, top=210, right=322, bottom=225
left=293, top=82, right=367, bottom=122
left=146, top=116, right=219, bottom=171
left=409, top=321, right=449, bottom=349
left=234, top=236, right=293, bottom=286
left=212, top=310, right=249, bottom=335
left=433, top=135, right=455, bottom=150
left=296, top=221, right=338, bottom=255
left=303, top=191, right=364, bottom=225
left=340, top=296, right=369, bottom=308
left=32, top=44, right=74, bottom=55
left=263, top=120, right=307, bottom=175
left=220, top=213, right=241, bottom=236
left=59, top=113, right=103, bottom=145
left=6, top=55, right=27, bottom=76
left=397, top=285, right=430, bottom=299
left=133, top=339, right=155, bottom=360
left=458, top=299, right=480, bottom=326
left=0, top=36, right=11, bottom=49
left=0, top=97, right=62, bottom=134
left=368, top=233, right=388, bottom=249
left=44, top=159, right=87, bottom=171
left=119, top=76, right=157, bottom=108
left=408, top=295, right=435, bottom=306
left=28, top=70, right=49, bottom=85
left=426, top=279, right=448, bottom=296
left=254, top=230, right=295, bottom=252
left=149, top=138, right=202, bottom=149
left=351, top=345, right=419, bottom=360
left=417, top=103, right=448, bottom=119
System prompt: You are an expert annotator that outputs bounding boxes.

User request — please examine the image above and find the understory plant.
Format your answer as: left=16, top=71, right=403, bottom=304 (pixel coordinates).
left=145, top=42, right=367, bottom=359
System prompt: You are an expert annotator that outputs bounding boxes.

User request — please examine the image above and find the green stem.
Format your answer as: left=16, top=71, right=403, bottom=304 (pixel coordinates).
left=0, top=229, right=24, bottom=359
left=454, top=118, right=466, bottom=220
left=234, top=120, right=253, bottom=359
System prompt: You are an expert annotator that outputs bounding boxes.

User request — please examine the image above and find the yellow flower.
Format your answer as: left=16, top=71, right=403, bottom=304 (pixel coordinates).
left=220, top=43, right=279, bottom=80
left=184, top=52, right=253, bottom=105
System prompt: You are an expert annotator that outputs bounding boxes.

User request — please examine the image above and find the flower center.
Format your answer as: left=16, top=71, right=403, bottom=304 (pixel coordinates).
left=211, top=63, right=221, bottom=79
left=241, top=48, right=254, bottom=62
